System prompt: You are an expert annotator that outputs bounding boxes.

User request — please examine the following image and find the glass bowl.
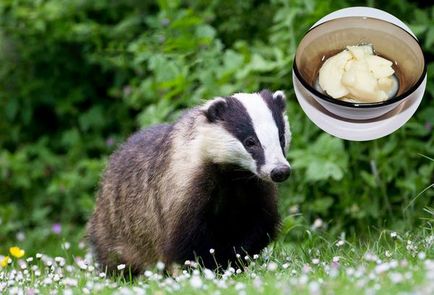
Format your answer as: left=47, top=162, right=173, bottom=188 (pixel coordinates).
left=293, top=16, right=426, bottom=120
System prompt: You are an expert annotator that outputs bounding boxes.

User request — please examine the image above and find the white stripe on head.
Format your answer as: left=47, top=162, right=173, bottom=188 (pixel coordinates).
left=232, top=92, right=290, bottom=178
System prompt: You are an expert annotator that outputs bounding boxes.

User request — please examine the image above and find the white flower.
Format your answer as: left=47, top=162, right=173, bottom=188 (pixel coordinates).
left=329, top=267, right=339, bottom=278
left=389, top=272, right=403, bottom=283
left=190, top=261, right=198, bottom=268
left=309, top=281, right=321, bottom=294
left=36, top=253, right=43, bottom=259
left=144, top=270, right=153, bottom=277
left=312, top=258, right=320, bottom=265
left=209, top=248, right=215, bottom=254
left=76, top=260, right=87, bottom=270
left=62, top=242, right=71, bottom=250
left=43, top=277, right=53, bottom=285
left=15, top=272, right=23, bottom=281
left=236, top=269, right=242, bottom=274
left=364, top=252, right=378, bottom=262
left=190, top=276, right=203, bottom=289
left=131, top=287, right=147, bottom=295
left=99, top=272, right=106, bottom=279
left=55, top=257, right=66, bottom=266
left=216, top=279, right=227, bottom=289
left=16, top=232, right=25, bottom=241
left=156, top=261, right=165, bottom=271
left=203, top=269, right=215, bottom=280
left=53, top=274, right=61, bottom=282
left=223, top=270, right=232, bottom=279
left=418, top=252, right=426, bottom=260
left=253, top=254, right=259, bottom=260
left=336, top=240, right=345, bottom=247
left=267, top=262, right=278, bottom=271
left=235, top=282, right=245, bottom=290
left=346, top=268, right=355, bottom=276
left=312, top=218, right=323, bottom=229
left=289, top=205, right=299, bottom=214
left=63, top=278, right=78, bottom=287
left=253, top=277, right=263, bottom=288
left=236, top=254, right=241, bottom=259
left=375, top=263, right=390, bottom=274
left=299, top=274, right=308, bottom=285
left=26, top=257, right=33, bottom=263
left=117, top=264, right=126, bottom=271
left=282, top=263, right=289, bottom=269
left=332, top=256, right=340, bottom=263
left=390, top=232, right=398, bottom=239
left=385, top=251, right=392, bottom=258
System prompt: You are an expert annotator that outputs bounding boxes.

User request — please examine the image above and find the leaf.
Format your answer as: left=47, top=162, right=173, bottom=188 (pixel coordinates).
left=148, top=54, right=181, bottom=83
left=360, top=171, right=377, bottom=188
left=78, top=106, right=104, bottom=132
left=409, top=25, right=428, bottom=36
left=249, top=54, right=277, bottom=72
left=310, top=197, right=334, bottom=213
left=279, top=215, right=298, bottom=237
left=425, top=27, right=434, bottom=49
left=195, top=24, right=216, bottom=40
left=288, top=134, right=348, bottom=182
left=305, top=161, right=343, bottom=181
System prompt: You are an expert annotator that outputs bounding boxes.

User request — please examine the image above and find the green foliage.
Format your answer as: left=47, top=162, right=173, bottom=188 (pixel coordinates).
left=0, top=0, right=433, bottom=251
left=289, top=134, right=349, bottom=182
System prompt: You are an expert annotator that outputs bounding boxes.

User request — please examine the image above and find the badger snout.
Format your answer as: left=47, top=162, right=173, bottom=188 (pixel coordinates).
left=270, top=164, right=291, bottom=182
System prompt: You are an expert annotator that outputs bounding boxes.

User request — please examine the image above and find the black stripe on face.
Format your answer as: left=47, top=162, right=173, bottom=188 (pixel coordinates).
left=208, top=97, right=265, bottom=169
left=260, top=89, right=286, bottom=153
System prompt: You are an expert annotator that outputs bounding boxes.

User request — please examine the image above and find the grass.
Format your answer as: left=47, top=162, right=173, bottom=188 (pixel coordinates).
left=1, top=225, right=433, bottom=295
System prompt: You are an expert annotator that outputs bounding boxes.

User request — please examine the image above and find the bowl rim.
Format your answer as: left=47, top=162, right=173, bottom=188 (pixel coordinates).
left=293, top=16, right=427, bottom=109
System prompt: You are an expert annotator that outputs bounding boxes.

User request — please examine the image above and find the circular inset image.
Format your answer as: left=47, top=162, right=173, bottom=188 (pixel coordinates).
left=292, top=7, right=427, bottom=141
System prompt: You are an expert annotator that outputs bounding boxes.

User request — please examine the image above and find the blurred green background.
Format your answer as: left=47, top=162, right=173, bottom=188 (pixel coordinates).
left=0, top=0, right=433, bottom=255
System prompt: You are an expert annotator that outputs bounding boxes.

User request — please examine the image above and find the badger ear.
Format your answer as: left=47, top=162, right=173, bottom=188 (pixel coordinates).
left=204, top=98, right=227, bottom=123
left=272, top=90, right=286, bottom=112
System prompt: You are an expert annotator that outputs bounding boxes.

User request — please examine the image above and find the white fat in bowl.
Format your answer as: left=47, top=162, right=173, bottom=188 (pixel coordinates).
left=303, top=85, right=407, bottom=121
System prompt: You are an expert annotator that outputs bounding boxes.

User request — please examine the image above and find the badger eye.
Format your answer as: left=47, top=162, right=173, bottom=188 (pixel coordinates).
left=244, top=136, right=257, bottom=148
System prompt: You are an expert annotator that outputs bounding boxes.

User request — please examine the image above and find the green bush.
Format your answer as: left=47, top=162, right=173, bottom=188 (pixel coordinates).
left=0, top=0, right=433, bottom=253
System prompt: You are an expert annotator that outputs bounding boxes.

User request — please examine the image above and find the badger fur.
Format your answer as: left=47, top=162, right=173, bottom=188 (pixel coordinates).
left=87, top=89, right=292, bottom=274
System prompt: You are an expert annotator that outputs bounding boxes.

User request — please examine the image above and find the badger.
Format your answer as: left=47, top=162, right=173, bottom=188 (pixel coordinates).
left=87, top=89, right=292, bottom=274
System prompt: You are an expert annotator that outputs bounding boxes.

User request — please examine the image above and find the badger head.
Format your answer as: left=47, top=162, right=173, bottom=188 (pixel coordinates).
left=201, top=89, right=291, bottom=183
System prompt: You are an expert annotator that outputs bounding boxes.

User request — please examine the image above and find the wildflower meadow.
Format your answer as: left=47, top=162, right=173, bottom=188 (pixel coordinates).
left=1, top=0, right=433, bottom=294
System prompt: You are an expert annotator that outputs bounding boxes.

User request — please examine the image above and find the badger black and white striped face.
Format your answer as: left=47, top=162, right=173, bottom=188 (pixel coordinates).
left=203, top=90, right=291, bottom=183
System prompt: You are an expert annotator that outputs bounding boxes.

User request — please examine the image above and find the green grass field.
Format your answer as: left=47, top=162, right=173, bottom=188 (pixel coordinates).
left=1, top=226, right=433, bottom=294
